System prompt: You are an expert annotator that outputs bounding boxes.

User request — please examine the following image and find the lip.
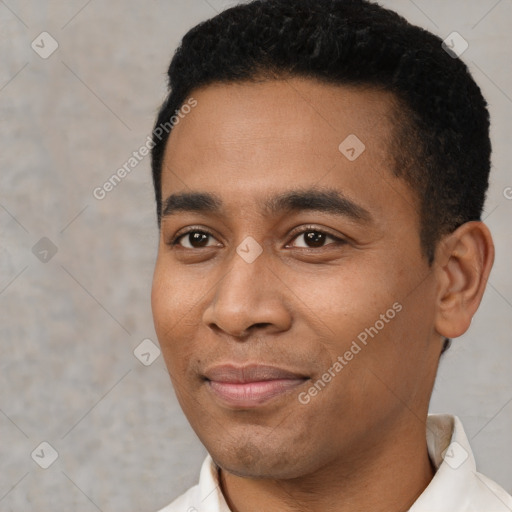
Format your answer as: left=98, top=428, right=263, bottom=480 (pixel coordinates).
left=203, top=364, right=309, bottom=408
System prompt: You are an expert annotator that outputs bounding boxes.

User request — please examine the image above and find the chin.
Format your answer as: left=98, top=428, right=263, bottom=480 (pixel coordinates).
left=208, top=437, right=317, bottom=480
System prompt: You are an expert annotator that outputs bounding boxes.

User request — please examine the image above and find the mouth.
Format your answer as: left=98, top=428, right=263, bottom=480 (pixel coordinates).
left=202, top=364, right=309, bottom=408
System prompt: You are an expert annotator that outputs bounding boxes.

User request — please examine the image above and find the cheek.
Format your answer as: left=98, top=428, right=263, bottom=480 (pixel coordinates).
left=151, top=257, right=201, bottom=372
left=151, top=253, right=207, bottom=326
left=287, top=253, right=435, bottom=397
left=151, top=260, right=175, bottom=339
left=285, top=259, right=400, bottom=351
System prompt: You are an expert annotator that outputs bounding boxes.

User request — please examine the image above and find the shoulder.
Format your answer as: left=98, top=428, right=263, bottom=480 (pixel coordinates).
left=412, top=414, right=512, bottom=512
left=469, top=471, right=512, bottom=511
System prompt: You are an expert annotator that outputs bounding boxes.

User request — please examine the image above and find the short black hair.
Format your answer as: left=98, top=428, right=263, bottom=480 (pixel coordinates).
left=151, top=0, right=491, bottom=264
left=150, top=0, right=491, bottom=353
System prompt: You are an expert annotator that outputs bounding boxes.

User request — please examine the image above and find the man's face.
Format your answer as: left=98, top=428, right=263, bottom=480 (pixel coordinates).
left=152, top=78, right=442, bottom=479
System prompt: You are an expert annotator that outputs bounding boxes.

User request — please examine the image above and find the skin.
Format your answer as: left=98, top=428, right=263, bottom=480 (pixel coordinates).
left=151, top=78, right=494, bottom=512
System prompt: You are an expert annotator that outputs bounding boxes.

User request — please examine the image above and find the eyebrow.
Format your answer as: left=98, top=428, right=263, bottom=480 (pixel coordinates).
left=161, top=188, right=372, bottom=223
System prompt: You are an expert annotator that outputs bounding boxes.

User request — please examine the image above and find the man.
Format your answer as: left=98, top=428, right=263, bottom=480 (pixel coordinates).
left=149, top=0, right=512, bottom=510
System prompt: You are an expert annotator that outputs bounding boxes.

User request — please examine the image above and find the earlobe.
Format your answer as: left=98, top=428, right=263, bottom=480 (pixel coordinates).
left=434, top=221, right=494, bottom=340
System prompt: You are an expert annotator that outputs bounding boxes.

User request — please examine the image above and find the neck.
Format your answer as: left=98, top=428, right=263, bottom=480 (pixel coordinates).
left=218, top=416, right=435, bottom=512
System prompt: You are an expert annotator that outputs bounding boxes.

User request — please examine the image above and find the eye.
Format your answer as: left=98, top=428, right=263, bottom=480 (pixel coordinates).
left=169, top=226, right=345, bottom=250
left=288, top=228, right=344, bottom=249
left=171, top=229, right=218, bottom=249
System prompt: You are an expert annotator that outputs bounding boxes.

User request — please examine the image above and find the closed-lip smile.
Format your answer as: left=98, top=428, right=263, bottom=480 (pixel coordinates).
left=203, top=363, right=309, bottom=408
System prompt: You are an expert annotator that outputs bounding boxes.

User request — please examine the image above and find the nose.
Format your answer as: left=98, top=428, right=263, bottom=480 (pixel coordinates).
left=202, top=244, right=292, bottom=339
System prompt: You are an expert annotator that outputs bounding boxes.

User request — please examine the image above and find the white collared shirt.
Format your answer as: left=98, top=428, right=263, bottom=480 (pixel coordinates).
left=157, top=414, right=512, bottom=512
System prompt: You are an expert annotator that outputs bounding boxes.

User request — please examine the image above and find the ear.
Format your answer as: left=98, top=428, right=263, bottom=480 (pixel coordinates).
left=433, top=221, right=494, bottom=339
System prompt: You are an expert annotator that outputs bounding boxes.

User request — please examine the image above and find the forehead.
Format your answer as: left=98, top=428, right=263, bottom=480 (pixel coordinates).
left=165, top=78, right=396, bottom=163
left=160, top=78, right=415, bottom=223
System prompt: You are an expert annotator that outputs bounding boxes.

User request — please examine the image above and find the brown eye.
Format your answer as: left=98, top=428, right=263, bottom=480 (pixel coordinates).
left=290, top=229, right=341, bottom=248
left=304, top=231, right=327, bottom=247
left=174, top=231, right=216, bottom=248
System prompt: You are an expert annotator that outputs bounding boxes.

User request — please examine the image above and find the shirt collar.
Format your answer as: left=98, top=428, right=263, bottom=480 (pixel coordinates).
left=410, top=414, right=476, bottom=511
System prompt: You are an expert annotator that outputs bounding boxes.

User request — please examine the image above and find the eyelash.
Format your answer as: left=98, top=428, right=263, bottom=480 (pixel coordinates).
left=169, top=225, right=346, bottom=249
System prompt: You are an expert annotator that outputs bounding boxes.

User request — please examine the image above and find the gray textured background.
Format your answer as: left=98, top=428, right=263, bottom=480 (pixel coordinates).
left=0, top=1, right=511, bottom=511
